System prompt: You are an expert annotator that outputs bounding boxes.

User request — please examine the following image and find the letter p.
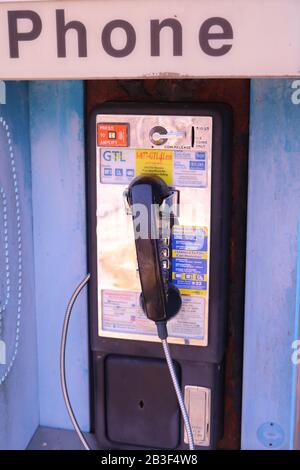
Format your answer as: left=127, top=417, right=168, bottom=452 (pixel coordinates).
left=8, top=10, right=42, bottom=58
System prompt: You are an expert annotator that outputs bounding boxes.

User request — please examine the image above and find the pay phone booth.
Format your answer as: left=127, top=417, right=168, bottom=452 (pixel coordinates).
left=88, top=102, right=232, bottom=449
left=2, top=0, right=300, bottom=455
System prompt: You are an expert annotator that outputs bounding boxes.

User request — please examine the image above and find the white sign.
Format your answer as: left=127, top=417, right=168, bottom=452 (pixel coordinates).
left=0, top=0, right=299, bottom=79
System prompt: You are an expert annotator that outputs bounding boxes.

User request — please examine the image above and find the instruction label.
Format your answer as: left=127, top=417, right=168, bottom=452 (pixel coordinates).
left=102, top=290, right=156, bottom=336
left=97, top=123, right=129, bottom=147
left=173, top=150, right=207, bottom=187
left=136, top=149, right=173, bottom=185
left=168, top=295, right=205, bottom=340
left=172, top=225, right=208, bottom=297
left=101, top=289, right=205, bottom=340
left=100, top=148, right=136, bottom=184
left=99, top=148, right=207, bottom=187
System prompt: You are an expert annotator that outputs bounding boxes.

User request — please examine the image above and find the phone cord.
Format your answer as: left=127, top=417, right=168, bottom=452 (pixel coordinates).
left=60, top=273, right=91, bottom=450
left=161, top=338, right=195, bottom=451
left=61, top=275, right=195, bottom=451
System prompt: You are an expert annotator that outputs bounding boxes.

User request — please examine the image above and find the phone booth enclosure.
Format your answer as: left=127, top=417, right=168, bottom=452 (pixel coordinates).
left=88, top=102, right=232, bottom=449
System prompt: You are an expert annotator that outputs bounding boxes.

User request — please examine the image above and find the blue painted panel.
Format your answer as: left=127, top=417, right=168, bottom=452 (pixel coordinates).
left=29, top=81, right=89, bottom=431
left=242, top=79, right=300, bottom=449
left=0, top=82, right=39, bottom=449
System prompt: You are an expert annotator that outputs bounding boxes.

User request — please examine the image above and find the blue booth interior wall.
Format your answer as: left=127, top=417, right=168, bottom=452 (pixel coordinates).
left=242, top=79, right=300, bottom=449
left=0, top=82, right=39, bottom=449
left=29, top=81, right=90, bottom=432
left=0, top=80, right=89, bottom=449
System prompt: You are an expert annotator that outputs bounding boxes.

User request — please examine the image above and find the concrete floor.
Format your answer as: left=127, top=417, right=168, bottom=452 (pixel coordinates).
left=27, top=426, right=98, bottom=450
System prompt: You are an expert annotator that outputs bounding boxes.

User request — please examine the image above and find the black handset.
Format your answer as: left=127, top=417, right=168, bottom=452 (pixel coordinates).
left=126, top=175, right=182, bottom=324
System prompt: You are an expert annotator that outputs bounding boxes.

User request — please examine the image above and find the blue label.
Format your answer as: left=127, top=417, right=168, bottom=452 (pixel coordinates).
left=171, top=226, right=208, bottom=294
left=115, top=168, right=123, bottom=176
left=195, top=152, right=206, bottom=160
left=126, top=169, right=134, bottom=177
left=189, top=161, right=205, bottom=170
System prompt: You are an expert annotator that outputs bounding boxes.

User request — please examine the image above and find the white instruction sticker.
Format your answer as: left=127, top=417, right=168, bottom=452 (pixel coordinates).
left=100, top=148, right=136, bottom=184
left=102, top=290, right=156, bottom=335
left=173, top=151, right=207, bottom=188
left=168, top=295, right=205, bottom=340
left=101, top=289, right=205, bottom=341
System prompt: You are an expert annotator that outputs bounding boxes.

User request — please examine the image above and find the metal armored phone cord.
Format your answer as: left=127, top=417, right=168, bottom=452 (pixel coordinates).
left=156, top=322, right=195, bottom=451
left=61, top=275, right=195, bottom=451
left=60, top=273, right=92, bottom=451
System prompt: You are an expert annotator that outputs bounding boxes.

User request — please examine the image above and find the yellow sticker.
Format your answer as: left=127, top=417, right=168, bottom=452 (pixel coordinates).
left=136, top=149, right=173, bottom=185
left=179, top=288, right=206, bottom=297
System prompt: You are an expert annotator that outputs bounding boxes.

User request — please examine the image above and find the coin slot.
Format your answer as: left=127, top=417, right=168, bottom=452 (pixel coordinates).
left=191, top=126, right=195, bottom=147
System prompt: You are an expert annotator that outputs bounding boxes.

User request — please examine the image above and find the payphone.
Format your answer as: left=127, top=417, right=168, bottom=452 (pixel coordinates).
left=61, top=101, right=232, bottom=451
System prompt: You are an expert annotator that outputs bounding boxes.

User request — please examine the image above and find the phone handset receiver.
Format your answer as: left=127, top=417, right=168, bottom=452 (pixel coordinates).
left=126, top=175, right=182, bottom=331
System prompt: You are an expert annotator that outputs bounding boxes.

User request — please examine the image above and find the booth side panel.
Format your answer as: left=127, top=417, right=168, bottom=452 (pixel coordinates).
left=242, top=79, right=300, bottom=449
left=0, top=82, right=39, bottom=449
left=29, top=81, right=90, bottom=431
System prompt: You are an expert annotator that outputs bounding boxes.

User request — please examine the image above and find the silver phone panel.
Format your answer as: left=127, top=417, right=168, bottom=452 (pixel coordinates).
left=95, top=114, right=212, bottom=346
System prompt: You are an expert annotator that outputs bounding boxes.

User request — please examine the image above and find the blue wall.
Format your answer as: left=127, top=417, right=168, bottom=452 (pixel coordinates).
left=242, top=79, right=300, bottom=449
left=0, top=80, right=89, bottom=449
left=29, top=81, right=90, bottom=432
left=0, top=82, right=39, bottom=449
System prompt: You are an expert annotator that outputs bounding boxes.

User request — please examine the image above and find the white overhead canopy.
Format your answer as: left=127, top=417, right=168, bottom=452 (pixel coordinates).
left=0, top=0, right=299, bottom=80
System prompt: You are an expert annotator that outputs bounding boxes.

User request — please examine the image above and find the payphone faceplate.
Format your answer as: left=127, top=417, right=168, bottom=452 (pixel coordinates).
left=95, top=114, right=213, bottom=346
left=88, top=102, right=231, bottom=450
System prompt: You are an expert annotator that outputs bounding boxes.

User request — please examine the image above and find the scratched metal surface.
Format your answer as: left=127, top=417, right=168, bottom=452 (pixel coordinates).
left=86, top=79, right=250, bottom=449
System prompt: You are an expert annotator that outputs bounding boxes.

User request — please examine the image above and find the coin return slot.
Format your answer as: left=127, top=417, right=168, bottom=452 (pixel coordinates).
left=184, top=385, right=211, bottom=447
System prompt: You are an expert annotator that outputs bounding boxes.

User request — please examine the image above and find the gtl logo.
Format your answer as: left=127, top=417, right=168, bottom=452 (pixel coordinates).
left=103, top=150, right=126, bottom=162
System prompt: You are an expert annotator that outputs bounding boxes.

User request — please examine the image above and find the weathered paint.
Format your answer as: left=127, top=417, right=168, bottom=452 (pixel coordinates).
left=242, top=79, right=300, bottom=449
left=29, top=81, right=90, bottom=431
left=0, top=82, right=39, bottom=449
left=291, top=218, right=300, bottom=448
